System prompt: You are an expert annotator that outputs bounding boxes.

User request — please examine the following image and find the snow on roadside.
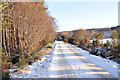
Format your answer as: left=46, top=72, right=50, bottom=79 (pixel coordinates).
left=90, top=38, right=113, bottom=44
left=10, top=54, right=51, bottom=78
left=66, top=43, right=118, bottom=78
left=10, top=42, right=56, bottom=78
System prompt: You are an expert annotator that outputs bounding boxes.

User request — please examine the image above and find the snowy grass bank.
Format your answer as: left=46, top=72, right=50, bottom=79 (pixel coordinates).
left=9, top=42, right=56, bottom=78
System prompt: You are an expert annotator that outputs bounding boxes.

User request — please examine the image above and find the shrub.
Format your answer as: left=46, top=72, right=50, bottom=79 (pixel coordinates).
left=81, top=46, right=87, bottom=50
left=113, top=41, right=118, bottom=48
left=96, top=39, right=100, bottom=47
left=11, top=55, right=20, bottom=64
left=19, top=55, right=27, bottom=66
left=104, top=40, right=111, bottom=48
left=47, top=45, right=52, bottom=49
left=2, top=62, right=12, bottom=78
left=75, top=41, right=80, bottom=45
left=2, top=70, right=9, bottom=78
left=64, top=39, right=68, bottom=42
left=68, top=37, right=75, bottom=44
left=33, top=52, right=42, bottom=60
left=29, top=50, right=42, bottom=62
left=92, top=40, right=100, bottom=47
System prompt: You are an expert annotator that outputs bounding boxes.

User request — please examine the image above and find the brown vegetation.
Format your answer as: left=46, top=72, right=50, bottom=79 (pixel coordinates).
left=1, top=2, right=57, bottom=78
left=73, top=29, right=92, bottom=46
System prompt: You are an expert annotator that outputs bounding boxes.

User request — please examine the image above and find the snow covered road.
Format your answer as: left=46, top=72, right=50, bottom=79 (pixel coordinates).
left=10, top=41, right=118, bottom=78
left=47, top=41, right=118, bottom=78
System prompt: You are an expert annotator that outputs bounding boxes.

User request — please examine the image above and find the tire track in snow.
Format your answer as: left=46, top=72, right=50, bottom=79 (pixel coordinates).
left=57, top=43, right=75, bottom=78
left=64, top=43, right=114, bottom=78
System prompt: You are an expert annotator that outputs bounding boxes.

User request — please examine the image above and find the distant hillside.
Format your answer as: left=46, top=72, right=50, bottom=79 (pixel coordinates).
left=87, top=26, right=120, bottom=32
left=57, top=26, right=120, bottom=36
left=86, top=28, right=110, bottom=32
left=110, top=26, right=120, bottom=30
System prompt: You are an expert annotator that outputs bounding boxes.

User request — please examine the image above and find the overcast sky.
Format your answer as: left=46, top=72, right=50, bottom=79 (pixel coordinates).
left=45, top=1, right=118, bottom=32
